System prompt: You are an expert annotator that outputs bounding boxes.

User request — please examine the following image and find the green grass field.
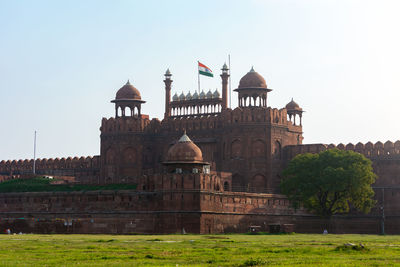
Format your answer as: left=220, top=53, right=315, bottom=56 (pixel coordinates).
left=0, top=177, right=137, bottom=193
left=0, top=234, right=400, bottom=266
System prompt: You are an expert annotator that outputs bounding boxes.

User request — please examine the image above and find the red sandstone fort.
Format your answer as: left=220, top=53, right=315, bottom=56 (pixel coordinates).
left=1, top=65, right=399, bottom=234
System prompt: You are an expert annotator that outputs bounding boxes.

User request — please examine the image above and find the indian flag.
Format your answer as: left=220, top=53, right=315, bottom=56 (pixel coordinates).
left=198, top=62, right=213, bottom=77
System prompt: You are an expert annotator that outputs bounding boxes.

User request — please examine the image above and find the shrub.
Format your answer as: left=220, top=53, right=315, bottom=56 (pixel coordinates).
left=242, top=258, right=264, bottom=266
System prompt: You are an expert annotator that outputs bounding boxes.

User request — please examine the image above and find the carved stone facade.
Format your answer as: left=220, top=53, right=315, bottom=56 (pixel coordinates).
left=97, top=67, right=303, bottom=193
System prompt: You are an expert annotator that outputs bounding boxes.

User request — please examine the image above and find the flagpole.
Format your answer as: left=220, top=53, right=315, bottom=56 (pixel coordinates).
left=228, top=54, right=232, bottom=109
left=33, top=130, right=37, bottom=175
left=197, top=61, right=200, bottom=93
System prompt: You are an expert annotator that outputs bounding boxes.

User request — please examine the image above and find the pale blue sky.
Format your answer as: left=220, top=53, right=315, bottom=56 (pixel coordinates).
left=1, top=0, right=400, bottom=160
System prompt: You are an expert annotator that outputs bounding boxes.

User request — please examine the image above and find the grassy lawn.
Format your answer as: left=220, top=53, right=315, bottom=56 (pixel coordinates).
left=0, top=234, right=399, bottom=266
left=0, top=177, right=137, bottom=193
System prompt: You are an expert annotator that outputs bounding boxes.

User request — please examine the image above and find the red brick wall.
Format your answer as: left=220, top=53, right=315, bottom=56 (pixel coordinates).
left=0, top=188, right=397, bottom=234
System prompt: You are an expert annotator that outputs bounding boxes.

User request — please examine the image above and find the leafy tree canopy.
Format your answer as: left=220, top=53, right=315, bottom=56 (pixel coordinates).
left=280, top=148, right=377, bottom=218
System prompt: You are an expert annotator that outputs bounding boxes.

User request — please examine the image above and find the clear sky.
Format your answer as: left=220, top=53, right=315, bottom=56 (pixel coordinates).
left=1, top=0, right=400, bottom=160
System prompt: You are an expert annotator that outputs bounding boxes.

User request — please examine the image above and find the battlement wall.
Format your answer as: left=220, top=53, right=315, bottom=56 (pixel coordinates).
left=160, top=107, right=299, bottom=134
left=1, top=186, right=396, bottom=234
left=0, top=190, right=158, bottom=214
left=0, top=188, right=297, bottom=234
left=100, top=116, right=151, bottom=134
left=0, top=190, right=293, bottom=214
left=0, top=156, right=100, bottom=183
left=283, top=140, right=400, bottom=161
left=225, top=107, right=289, bottom=125
left=99, top=106, right=299, bottom=150
left=282, top=141, right=400, bottom=189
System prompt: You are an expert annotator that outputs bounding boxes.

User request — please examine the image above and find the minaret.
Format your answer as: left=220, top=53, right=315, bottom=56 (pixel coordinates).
left=220, top=63, right=229, bottom=110
left=164, top=69, right=172, bottom=119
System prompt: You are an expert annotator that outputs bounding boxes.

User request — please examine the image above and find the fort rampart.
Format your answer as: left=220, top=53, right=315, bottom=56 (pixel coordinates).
left=283, top=140, right=400, bottom=160
left=0, top=156, right=100, bottom=184
left=1, top=188, right=398, bottom=234
left=0, top=189, right=294, bottom=234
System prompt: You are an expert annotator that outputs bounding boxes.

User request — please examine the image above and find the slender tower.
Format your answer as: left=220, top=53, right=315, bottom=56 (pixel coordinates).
left=164, top=69, right=172, bottom=119
left=220, top=63, right=229, bottom=110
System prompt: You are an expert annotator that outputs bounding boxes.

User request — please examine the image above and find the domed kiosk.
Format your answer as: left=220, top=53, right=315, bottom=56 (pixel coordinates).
left=234, top=67, right=272, bottom=108
left=111, top=80, right=146, bottom=117
left=285, top=98, right=304, bottom=126
left=164, top=131, right=210, bottom=174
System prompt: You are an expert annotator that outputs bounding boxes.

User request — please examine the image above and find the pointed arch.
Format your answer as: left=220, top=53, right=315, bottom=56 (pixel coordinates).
left=273, top=140, right=282, bottom=159
left=249, top=174, right=266, bottom=193
left=231, top=139, right=242, bottom=159
left=252, top=139, right=265, bottom=158
left=123, top=147, right=137, bottom=164
left=105, top=147, right=116, bottom=164
left=232, top=173, right=244, bottom=192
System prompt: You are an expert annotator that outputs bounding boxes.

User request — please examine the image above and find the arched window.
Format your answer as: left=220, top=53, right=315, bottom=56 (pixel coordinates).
left=252, top=140, right=265, bottom=158
left=122, top=106, right=129, bottom=116
left=223, top=181, right=230, bottom=191
left=118, top=106, right=123, bottom=117
left=123, top=147, right=137, bottom=164
left=274, top=141, right=281, bottom=159
left=249, top=174, right=266, bottom=193
left=231, top=140, right=242, bottom=159
left=232, top=173, right=244, bottom=192
left=105, top=148, right=116, bottom=164
left=216, top=184, right=220, bottom=191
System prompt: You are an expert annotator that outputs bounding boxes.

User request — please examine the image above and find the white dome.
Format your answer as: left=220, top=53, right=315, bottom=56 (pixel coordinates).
left=179, top=92, right=186, bottom=101
left=206, top=90, right=213, bottom=99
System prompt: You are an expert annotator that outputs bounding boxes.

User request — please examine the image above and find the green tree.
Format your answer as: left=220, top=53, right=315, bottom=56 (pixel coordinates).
left=280, top=148, right=377, bottom=218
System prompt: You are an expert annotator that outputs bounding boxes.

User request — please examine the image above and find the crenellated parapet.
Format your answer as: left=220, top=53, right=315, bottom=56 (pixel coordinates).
left=224, top=107, right=294, bottom=126
left=283, top=140, right=400, bottom=161
left=100, top=115, right=151, bottom=134
left=282, top=144, right=328, bottom=160
left=158, top=106, right=300, bottom=134
left=326, top=140, right=400, bottom=158
left=145, top=118, right=162, bottom=133
left=0, top=156, right=100, bottom=178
